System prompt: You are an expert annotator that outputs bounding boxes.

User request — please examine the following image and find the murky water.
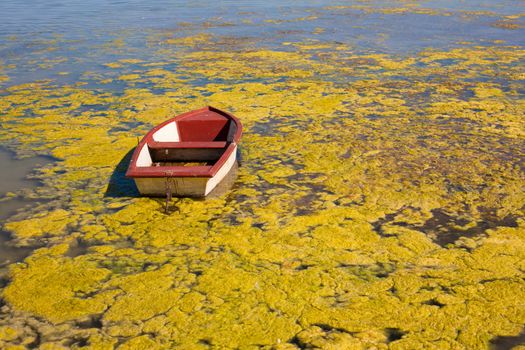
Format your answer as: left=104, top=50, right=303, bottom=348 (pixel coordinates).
left=0, top=149, right=52, bottom=273
left=0, top=149, right=52, bottom=197
left=0, top=1, right=524, bottom=349
left=1, top=0, right=524, bottom=87
left=0, top=149, right=53, bottom=226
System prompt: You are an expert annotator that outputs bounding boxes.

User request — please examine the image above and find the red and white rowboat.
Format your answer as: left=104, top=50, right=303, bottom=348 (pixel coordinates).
left=126, top=106, right=242, bottom=197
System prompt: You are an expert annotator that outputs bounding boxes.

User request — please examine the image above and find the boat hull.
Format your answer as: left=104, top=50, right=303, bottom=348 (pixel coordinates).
left=133, top=144, right=237, bottom=197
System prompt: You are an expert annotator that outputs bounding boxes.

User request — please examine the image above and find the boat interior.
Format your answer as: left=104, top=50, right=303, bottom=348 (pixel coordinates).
left=136, top=114, right=237, bottom=168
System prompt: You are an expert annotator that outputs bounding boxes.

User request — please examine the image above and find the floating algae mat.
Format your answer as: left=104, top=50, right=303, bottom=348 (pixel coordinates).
left=0, top=1, right=524, bottom=349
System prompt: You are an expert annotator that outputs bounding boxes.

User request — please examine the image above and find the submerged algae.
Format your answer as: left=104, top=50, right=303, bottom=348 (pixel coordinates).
left=0, top=26, right=524, bottom=350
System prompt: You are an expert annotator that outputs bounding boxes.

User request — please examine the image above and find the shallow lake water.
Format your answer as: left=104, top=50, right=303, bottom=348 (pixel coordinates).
left=0, top=0, right=524, bottom=349
left=0, top=149, right=53, bottom=265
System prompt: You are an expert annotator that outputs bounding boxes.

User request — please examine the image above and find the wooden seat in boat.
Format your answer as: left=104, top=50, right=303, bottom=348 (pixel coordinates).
left=147, top=141, right=228, bottom=149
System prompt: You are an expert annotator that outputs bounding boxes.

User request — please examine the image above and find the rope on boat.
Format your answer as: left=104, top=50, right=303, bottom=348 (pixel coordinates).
left=165, top=173, right=174, bottom=213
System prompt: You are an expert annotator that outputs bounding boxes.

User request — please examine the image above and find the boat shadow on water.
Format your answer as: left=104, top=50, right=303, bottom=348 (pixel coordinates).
left=104, top=147, right=140, bottom=198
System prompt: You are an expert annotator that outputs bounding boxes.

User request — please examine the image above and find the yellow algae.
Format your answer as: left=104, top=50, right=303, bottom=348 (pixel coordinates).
left=104, top=62, right=123, bottom=69
left=176, top=50, right=323, bottom=80
left=0, top=31, right=524, bottom=350
left=4, top=209, right=78, bottom=239
left=3, top=254, right=116, bottom=323
left=105, top=59, right=143, bottom=69
left=72, top=334, right=117, bottom=350
left=473, top=84, right=505, bottom=98
left=118, top=335, right=167, bottom=350
left=104, top=38, right=125, bottom=48
left=118, top=58, right=143, bottom=64
left=290, top=41, right=344, bottom=51
left=36, top=57, right=68, bottom=69
left=35, top=344, right=66, bottom=350
left=328, top=4, right=454, bottom=17
left=264, top=16, right=318, bottom=24
left=294, top=325, right=387, bottom=349
left=118, top=73, right=141, bottom=81
left=0, top=326, right=18, bottom=341
left=2, top=346, right=25, bottom=350
left=164, top=33, right=213, bottom=46
left=103, top=266, right=181, bottom=323
left=491, top=20, right=523, bottom=30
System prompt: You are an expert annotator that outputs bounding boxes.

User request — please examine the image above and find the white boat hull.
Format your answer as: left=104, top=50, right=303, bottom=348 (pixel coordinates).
left=133, top=145, right=237, bottom=197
